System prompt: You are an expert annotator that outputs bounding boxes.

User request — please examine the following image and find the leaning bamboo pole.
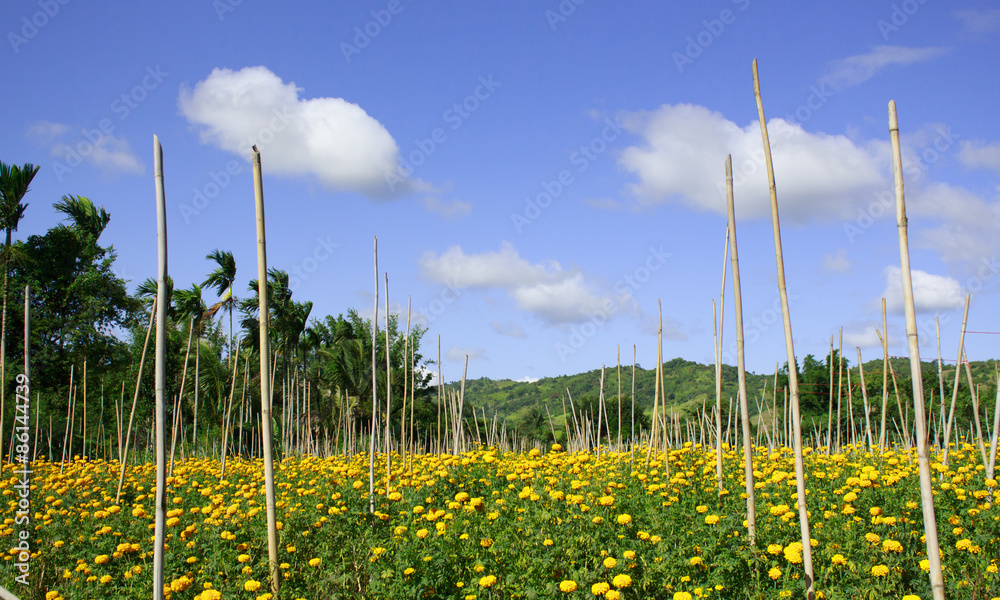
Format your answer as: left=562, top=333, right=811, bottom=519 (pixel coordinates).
left=725, top=154, right=756, bottom=545
left=115, top=302, right=155, bottom=503
left=988, top=367, right=999, bottom=483
left=888, top=100, right=944, bottom=600
left=942, top=295, right=971, bottom=467
left=252, top=146, right=280, bottom=595
left=753, top=59, right=815, bottom=598
left=152, top=135, right=168, bottom=600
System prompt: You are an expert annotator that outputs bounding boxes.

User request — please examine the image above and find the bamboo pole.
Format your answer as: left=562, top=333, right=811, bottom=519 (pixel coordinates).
left=857, top=348, right=874, bottom=451
left=454, top=355, right=468, bottom=454
left=714, top=227, right=729, bottom=492
left=880, top=304, right=890, bottom=448
left=888, top=100, right=944, bottom=600
left=753, top=60, right=815, bottom=598
left=115, top=302, right=154, bottom=503
left=369, top=237, right=379, bottom=514
left=219, top=340, right=242, bottom=480
left=942, top=295, right=971, bottom=466
left=987, top=366, right=999, bottom=482
left=152, top=135, right=168, bottom=600
left=384, top=273, right=392, bottom=485
left=437, top=334, right=442, bottom=450
left=961, top=352, right=989, bottom=467
left=726, top=154, right=757, bottom=545
left=827, top=336, right=834, bottom=451
left=935, top=318, right=946, bottom=449
left=252, top=145, right=280, bottom=595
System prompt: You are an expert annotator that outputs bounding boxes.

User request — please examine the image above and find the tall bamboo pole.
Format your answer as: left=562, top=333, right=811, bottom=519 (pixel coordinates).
left=369, top=237, right=379, bottom=514
left=880, top=303, right=890, bottom=448
left=888, top=101, right=944, bottom=600
left=961, top=352, right=989, bottom=468
left=219, top=340, right=242, bottom=481
left=151, top=135, right=168, bottom=600
left=753, top=60, right=815, bottom=598
left=936, top=318, right=946, bottom=449
left=857, top=348, right=874, bottom=451
left=726, top=154, right=756, bottom=545
left=714, top=228, right=729, bottom=492
left=252, top=146, right=280, bottom=595
left=437, top=334, right=442, bottom=450
left=384, top=273, right=392, bottom=484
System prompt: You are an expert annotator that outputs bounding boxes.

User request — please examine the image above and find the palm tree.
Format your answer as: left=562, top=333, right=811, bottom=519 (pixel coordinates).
left=54, top=195, right=111, bottom=243
left=203, top=250, right=236, bottom=367
left=0, top=161, right=39, bottom=464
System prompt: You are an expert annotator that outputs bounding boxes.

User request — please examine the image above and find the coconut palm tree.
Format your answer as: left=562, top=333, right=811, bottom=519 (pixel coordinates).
left=54, top=195, right=110, bottom=243
left=203, top=249, right=237, bottom=367
left=175, top=284, right=207, bottom=449
left=0, top=161, right=39, bottom=464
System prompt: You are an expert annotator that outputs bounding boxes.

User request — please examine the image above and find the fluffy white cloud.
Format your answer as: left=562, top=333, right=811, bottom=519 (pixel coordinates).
left=515, top=375, right=540, bottom=383
left=842, top=326, right=885, bottom=350
left=179, top=66, right=405, bottom=197
left=959, top=141, right=1000, bottom=174
left=908, top=183, right=1000, bottom=264
left=618, top=104, right=888, bottom=222
left=419, top=242, right=639, bottom=326
left=819, top=46, right=949, bottom=90
left=880, top=266, right=964, bottom=314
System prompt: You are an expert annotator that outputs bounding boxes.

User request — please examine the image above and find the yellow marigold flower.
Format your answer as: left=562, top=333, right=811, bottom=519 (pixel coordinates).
left=99, top=575, right=111, bottom=584
left=94, top=555, right=109, bottom=565
left=598, top=495, right=615, bottom=506
left=902, top=596, right=921, bottom=600
left=882, top=540, right=903, bottom=553
left=623, top=550, right=635, bottom=560
left=871, top=565, right=889, bottom=577
left=695, top=505, right=709, bottom=513
left=956, top=539, right=973, bottom=551
left=613, top=574, right=632, bottom=588
left=690, top=556, right=703, bottom=566
left=616, top=514, right=632, bottom=525
left=286, top=545, right=296, bottom=553
left=843, top=492, right=858, bottom=502
left=865, top=533, right=880, bottom=545
left=238, top=554, right=251, bottom=563
left=416, top=529, right=430, bottom=539
left=560, top=580, right=578, bottom=593
left=591, top=582, right=611, bottom=595
left=543, top=539, right=554, bottom=546
left=309, top=558, right=321, bottom=567
left=244, top=580, right=262, bottom=592
left=46, top=593, right=60, bottom=600
left=404, top=567, right=415, bottom=576
left=196, top=591, right=221, bottom=600
left=605, top=591, right=621, bottom=600
left=767, top=544, right=783, bottom=555
left=768, top=567, right=782, bottom=580
left=479, top=575, right=497, bottom=588
left=170, top=576, right=192, bottom=592
left=673, top=592, right=693, bottom=600
left=600, top=557, right=615, bottom=569
left=704, top=514, right=720, bottom=525
left=831, top=554, right=847, bottom=565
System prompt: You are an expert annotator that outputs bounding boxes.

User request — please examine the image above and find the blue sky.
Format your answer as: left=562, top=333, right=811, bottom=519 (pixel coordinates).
left=3, top=0, right=1000, bottom=383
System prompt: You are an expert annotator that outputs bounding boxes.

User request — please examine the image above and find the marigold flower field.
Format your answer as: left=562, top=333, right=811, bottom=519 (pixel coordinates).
left=3, top=442, right=998, bottom=599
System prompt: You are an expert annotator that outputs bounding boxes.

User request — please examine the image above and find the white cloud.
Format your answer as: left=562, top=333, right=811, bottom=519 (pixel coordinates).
left=954, top=9, right=1000, bottom=34
left=51, top=133, right=144, bottom=176
left=959, top=141, right=1000, bottom=174
left=178, top=66, right=407, bottom=197
left=422, top=196, right=472, bottom=218
left=419, top=241, right=639, bottom=325
left=515, top=375, right=540, bottom=383
left=822, top=249, right=851, bottom=273
left=842, top=326, right=884, bottom=350
left=491, top=321, right=526, bottom=338
left=908, top=183, right=1000, bottom=264
left=880, top=266, right=964, bottom=314
left=618, top=104, right=888, bottom=222
left=446, top=346, right=487, bottom=362
left=819, top=46, right=949, bottom=90
left=25, top=121, right=69, bottom=144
